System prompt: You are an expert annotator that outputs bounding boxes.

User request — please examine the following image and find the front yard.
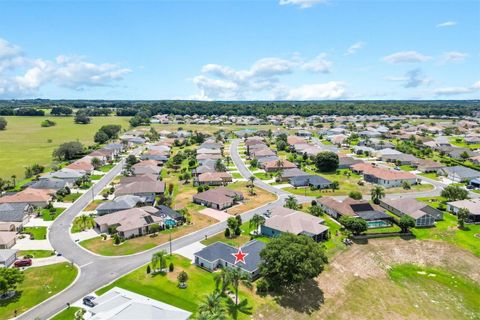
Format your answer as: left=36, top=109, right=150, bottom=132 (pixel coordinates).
left=22, top=226, right=47, bottom=240
left=40, top=207, right=65, bottom=221
left=0, top=263, right=78, bottom=319
left=226, top=181, right=277, bottom=215
left=61, top=193, right=82, bottom=203
left=95, top=254, right=264, bottom=319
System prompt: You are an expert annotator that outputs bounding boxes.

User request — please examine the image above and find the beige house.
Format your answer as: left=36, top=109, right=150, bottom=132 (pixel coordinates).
left=0, top=232, right=16, bottom=249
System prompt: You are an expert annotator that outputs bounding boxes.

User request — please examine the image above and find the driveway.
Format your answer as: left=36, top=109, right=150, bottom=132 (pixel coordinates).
left=199, top=208, right=231, bottom=222
left=174, top=241, right=206, bottom=262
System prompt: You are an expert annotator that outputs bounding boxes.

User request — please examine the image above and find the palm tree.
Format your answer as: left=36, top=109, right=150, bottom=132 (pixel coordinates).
left=91, top=157, right=102, bottom=169
left=79, top=214, right=92, bottom=231
left=198, top=291, right=225, bottom=317
left=371, top=185, right=385, bottom=205
left=284, top=195, right=299, bottom=210
left=249, top=214, right=265, bottom=235
left=229, top=268, right=252, bottom=305
left=275, top=159, right=284, bottom=170
left=151, top=250, right=167, bottom=273
left=248, top=176, right=255, bottom=187
left=214, top=268, right=232, bottom=294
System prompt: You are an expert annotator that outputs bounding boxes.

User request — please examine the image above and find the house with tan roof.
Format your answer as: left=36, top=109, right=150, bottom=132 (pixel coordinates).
left=447, top=198, right=480, bottom=224
left=115, top=179, right=165, bottom=204
left=287, top=135, right=306, bottom=146
left=0, top=231, right=16, bottom=249
left=94, top=207, right=164, bottom=238
left=262, top=159, right=297, bottom=172
left=411, top=159, right=444, bottom=173
left=380, top=198, right=442, bottom=227
left=250, top=148, right=276, bottom=158
left=0, top=188, right=54, bottom=208
left=261, top=206, right=329, bottom=242
left=196, top=172, right=233, bottom=186
left=66, top=158, right=95, bottom=174
left=193, top=187, right=243, bottom=210
left=351, top=163, right=417, bottom=188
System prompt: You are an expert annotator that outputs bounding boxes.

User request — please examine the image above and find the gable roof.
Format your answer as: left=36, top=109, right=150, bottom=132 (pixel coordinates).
left=194, top=240, right=265, bottom=273
left=265, top=206, right=328, bottom=236
left=0, top=188, right=53, bottom=205
left=96, top=195, right=146, bottom=212
left=193, top=187, right=243, bottom=205
left=0, top=203, right=30, bottom=222
left=94, top=207, right=163, bottom=232
left=116, top=180, right=165, bottom=195
left=380, top=198, right=436, bottom=219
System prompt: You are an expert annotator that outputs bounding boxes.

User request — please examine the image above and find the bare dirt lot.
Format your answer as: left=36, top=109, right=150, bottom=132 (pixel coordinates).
left=255, top=238, right=480, bottom=320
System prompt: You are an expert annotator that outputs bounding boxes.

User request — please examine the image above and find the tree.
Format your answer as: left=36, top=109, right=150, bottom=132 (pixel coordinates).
left=250, top=158, right=258, bottom=168
left=0, top=117, right=7, bottom=130
left=314, top=152, right=339, bottom=172
left=349, top=191, right=362, bottom=200
left=371, top=185, right=385, bottom=205
left=177, top=271, right=188, bottom=287
left=330, top=180, right=339, bottom=192
left=126, top=155, right=139, bottom=167
left=227, top=217, right=238, bottom=233
left=50, top=106, right=73, bottom=116
left=224, top=227, right=231, bottom=238
left=402, top=181, right=411, bottom=190
left=284, top=195, right=299, bottom=210
left=151, top=250, right=168, bottom=273
left=339, top=216, right=367, bottom=235
left=229, top=267, right=252, bottom=305
left=25, top=164, right=45, bottom=178
left=457, top=208, right=470, bottom=228
left=441, top=185, right=468, bottom=201
left=41, top=119, right=56, bottom=127
left=398, top=215, right=415, bottom=233
left=53, top=141, right=84, bottom=160
left=74, top=111, right=91, bottom=124
left=214, top=267, right=231, bottom=294
left=198, top=292, right=226, bottom=319
left=309, top=204, right=324, bottom=217
left=94, top=130, right=109, bottom=144
left=146, top=265, right=151, bottom=274
left=91, top=157, right=102, bottom=169
left=249, top=214, right=265, bottom=234
left=0, top=267, right=24, bottom=295
left=259, top=233, right=327, bottom=288
left=214, top=159, right=226, bottom=172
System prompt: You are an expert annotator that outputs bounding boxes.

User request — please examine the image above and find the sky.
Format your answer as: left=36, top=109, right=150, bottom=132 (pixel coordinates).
left=0, top=0, right=479, bottom=101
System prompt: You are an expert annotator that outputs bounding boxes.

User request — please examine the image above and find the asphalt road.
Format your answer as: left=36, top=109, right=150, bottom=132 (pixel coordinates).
left=19, top=139, right=455, bottom=319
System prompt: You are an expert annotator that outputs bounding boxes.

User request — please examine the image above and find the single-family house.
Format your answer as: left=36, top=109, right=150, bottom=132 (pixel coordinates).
left=289, top=175, right=332, bottom=189
left=96, top=195, right=146, bottom=215
left=40, top=168, right=86, bottom=184
left=0, top=232, right=16, bottom=249
left=278, top=168, right=310, bottom=182
left=380, top=198, right=442, bottom=227
left=196, top=172, right=233, bottom=186
left=0, top=249, right=18, bottom=267
left=194, top=240, right=265, bottom=279
left=0, top=203, right=34, bottom=228
left=94, top=207, right=165, bottom=238
left=411, top=159, right=444, bottom=173
left=381, top=153, right=418, bottom=165
left=351, top=163, right=417, bottom=188
left=440, top=166, right=480, bottom=182
left=29, top=178, right=69, bottom=191
left=262, top=159, right=297, bottom=172
left=0, top=188, right=54, bottom=208
left=193, top=187, right=243, bottom=210
left=261, top=206, right=329, bottom=242
left=447, top=198, right=480, bottom=224
left=115, top=179, right=165, bottom=204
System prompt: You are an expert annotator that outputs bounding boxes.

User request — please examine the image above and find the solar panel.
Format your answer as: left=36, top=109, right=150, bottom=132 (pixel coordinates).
left=144, top=216, right=154, bottom=224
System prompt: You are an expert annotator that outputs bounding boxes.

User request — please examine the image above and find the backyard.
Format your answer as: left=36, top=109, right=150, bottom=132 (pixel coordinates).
left=0, top=263, right=78, bottom=319
left=0, top=116, right=131, bottom=179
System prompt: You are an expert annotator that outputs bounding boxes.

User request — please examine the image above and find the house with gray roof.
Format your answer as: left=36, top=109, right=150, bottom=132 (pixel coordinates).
left=40, top=168, right=85, bottom=184
left=278, top=168, right=310, bottom=182
left=380, top=153, right=419, bottom=165
left=0, top=203, right=33, bottom=228
left=96, top=195, right=146, bottom=216
left=194, top=240, right=265, bottom=279
left=29, top=178, right=68, bottom=191
left=380, top=198, right=442, bottom=227
left=289, top=175, right=332, bottom=189
left=440, top=166, right=480, bottom=182
left=0, top=249, right=18, bottom=267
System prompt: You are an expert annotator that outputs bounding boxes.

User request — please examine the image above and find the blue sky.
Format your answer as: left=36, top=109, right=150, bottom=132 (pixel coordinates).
left=0, top=0, right=478, bottom=100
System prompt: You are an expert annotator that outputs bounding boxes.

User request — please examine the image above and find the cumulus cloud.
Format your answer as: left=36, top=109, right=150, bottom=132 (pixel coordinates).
left=386, top=68, right=431, bottom=88
left=279, top=0, right=328, bottom=8
left=441, top=51, right=468, bottom=63
left=345, top=41, right=365, bottom=55
left=382, top=51, right=431, bottom=64
left=192, top=54, right=336, bottom=100
left=434, top=81, right=480, bottom=96
left=0, top=37, right=131, bottom=97
left=436, top=21, right=456, bottom=28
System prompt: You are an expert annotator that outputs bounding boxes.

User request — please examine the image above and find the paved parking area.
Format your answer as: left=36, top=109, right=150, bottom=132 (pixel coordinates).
left=199, top=208, right=231, bottom=222
left=174, top=241, right=206, bottom=262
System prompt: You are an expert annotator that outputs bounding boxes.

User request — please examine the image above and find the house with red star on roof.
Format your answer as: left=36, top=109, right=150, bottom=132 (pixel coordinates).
left=193, top=240, right=265, bottom=279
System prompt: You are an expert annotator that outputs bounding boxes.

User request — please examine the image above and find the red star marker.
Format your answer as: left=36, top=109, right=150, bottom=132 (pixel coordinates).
left=232, top=248, right=248, bottom=264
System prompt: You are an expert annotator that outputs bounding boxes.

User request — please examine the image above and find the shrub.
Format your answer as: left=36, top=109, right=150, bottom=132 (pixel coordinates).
left=224, top=227, right=231, bottom=238
left=256, top=278, right=270, bottom=293
left=169, top=262, right=174, bottom=272
left=146, top=265, right=151, bottom=274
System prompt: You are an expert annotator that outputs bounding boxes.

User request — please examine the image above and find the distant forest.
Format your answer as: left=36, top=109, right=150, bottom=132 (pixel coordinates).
left=0, top=99, right=479, bottom=117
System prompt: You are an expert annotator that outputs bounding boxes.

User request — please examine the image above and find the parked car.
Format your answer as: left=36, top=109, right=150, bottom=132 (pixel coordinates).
left=14, top=259, right=32, bottom=267
left=83, top=295, right=96, bottom=307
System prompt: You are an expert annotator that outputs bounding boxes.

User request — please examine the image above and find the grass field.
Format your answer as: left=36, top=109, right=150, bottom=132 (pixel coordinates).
left=96, top=254, right=263, bottom=319
left=0, top=116, right=131, bottom=179
left=18, top=250, right=55, bottom=258
left=201, top=221, right=270, bottom=247
left=0, top=263, right=78, bottom=319
left=40, top=207, right=65, bottom=221
left=51, top=307, right=82, bottom=320
left=22, top=226, right=47, bottom=240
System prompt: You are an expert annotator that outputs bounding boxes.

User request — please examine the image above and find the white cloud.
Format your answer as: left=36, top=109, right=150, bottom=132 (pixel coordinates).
left=434, top=80, right=480, bottom=96
left=0, top=38, right=131, bottom=97
left=382, top=51, right=431, bottom=64
left=301, top=53, right=331, bottom=73
left=192, top=54, right=335, bottom=100
left=279, top=0, right=328, bottom=8
left=436, top=21, right=457, bottom=28
left=441, top=51, right=468, bottom=63
left=386, top=68, right=431, bottom=88
left=286, top=81, right=346, bottom=100
left=345, top=41, right=365, bottom=55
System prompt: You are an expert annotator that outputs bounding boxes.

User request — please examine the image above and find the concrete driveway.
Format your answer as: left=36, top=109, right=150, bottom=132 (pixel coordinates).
left=199, top=208, right=231, bottom=222
left=174, top=241, right=206, bottom=262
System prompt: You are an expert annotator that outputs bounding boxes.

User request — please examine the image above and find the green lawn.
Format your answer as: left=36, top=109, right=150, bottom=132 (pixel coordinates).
left=22, top=226, right=47, bottom=240
left=95, top=255, right=261, bottom=319
left=365, top=224, right=401, bottom=234
left=418, top=172, right=440, bottom=180
left=253, top=172, right=275, bottom=180
left=388, top=264, right=480, bottom=318
left=90, top=174, right=104, bottom=180
left=51, top=307, right=82, bottom=320
left=18, top=250, right=55, bottom=258
left=201, top=222, right=270, bottom=248
left=99, top=164, right=115, bottom=172
left=0, top=263, right=78, bottom=319
left=40, top=207, right=65, bottom=221
left=62, top=193, right=82, bottom=203
left=0, top=116, right=131, bottom=179
left=231, top=172, right=243, bottom=179
left=399, top=165, right=415, bottom=171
